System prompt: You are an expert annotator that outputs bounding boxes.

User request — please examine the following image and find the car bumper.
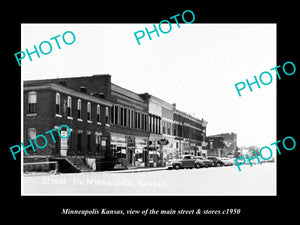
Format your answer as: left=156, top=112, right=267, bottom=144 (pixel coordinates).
left=166, top=163, right=173, bottom=168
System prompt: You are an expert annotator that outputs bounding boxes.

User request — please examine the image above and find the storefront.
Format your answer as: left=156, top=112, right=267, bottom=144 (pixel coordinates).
left=148, top=134, right=162, bottom=167
left=182, top=140, right=190, bottom=155
left=135, top=137, right=148, bottom=167
left=162, top=136, right=175, bottom=162
left=111, top=133, right=149, bottom=169
left=111, top=133, right=127, bottom=169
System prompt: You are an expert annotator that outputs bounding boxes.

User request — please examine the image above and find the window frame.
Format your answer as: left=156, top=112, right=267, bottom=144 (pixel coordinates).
left=77, top=99, right=82, bottom=121
left=28, top=91, right=37, bottom=114
left=55, top=92, right=61, bottom=116
left=105, top=106, right=109, bottom=125
left=87, top=102, right=92, bottom=123
left=67, top=96, right=72, bottom=119
left=97, top=104, right=101, bottom=125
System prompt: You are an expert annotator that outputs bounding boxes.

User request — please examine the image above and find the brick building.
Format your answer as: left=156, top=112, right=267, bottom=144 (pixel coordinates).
left=38, top=75, right=150, bottom=169
left=173, top=107, right=207, bottom=157
left=205, top=132, right=237, bottom=157
left=23, top=74, right=208, bottom=171
left=23, top=80, right=113, bottom=171
left=140, top=94, right=208, bottom=164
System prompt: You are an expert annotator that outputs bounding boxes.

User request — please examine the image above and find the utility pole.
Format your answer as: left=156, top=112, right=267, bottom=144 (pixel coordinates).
left=160, top=144, right=164, bottom=167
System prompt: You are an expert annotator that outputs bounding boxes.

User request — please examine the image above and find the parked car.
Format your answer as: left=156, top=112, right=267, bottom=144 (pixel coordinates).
left=166, top=155, right=205, bottom=169
left=195, top=156, right=214, bottom=167
left=219, top=157, right=235, bottom=166
left=207, top=156, right=224, bottom=167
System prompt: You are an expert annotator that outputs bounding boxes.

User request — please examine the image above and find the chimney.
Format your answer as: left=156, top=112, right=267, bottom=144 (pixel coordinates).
left=91, top=92, right=105, bottom=99
left=59, top=80, right=67, bottom=86
left=80, top=86, right=87, bottom=93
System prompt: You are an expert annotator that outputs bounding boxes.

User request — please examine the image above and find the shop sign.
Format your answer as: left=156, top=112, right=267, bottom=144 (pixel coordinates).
left=60, top=130, right=68, bottom=138
left=127, top=136, right=135, bottom=146
left=157, top=139, right=169, bottom=146
left=61, top=138, right=68, bottom=150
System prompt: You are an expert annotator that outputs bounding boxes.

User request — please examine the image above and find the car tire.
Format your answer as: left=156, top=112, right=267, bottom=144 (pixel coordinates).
left=217, top=162, right=221, bottom=167
left=205, top=164, right=208, bottom=168
left=174, top=164, right=180, bottom=170
left=195, top=164, right=200, bottom=169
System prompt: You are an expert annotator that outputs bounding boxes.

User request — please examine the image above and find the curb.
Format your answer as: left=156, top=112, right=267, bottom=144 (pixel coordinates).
left=107, top=167, right=168, bottom=173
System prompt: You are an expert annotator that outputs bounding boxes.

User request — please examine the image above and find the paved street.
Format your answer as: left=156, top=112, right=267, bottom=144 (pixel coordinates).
left=22, top=163, right=276, bottom=195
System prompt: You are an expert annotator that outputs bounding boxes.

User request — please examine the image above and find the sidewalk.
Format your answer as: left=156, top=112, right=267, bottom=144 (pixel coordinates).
left=108, top=166, right=168, bottom=173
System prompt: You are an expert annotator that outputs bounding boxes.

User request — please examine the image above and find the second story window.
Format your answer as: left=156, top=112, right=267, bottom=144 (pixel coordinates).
left=28, top=91, right=37, bottom=114
left=97, top=105, right=101, bottom=124
left=120, top=107, right=124, bottom=126
left=105, top=107, right=109, bottom=124
left=114, top=106, right=118, bottom=125
left=67, top=96, right=72, bottom=117
left=110, top=105, right=114, bottom=124
left=77, top=99, right=82, bottom=120
left=87, top=102, right=91, bottom=121
left=162, top=120, right=166, bottom=134
left=55, top=93, right=60, bottom=115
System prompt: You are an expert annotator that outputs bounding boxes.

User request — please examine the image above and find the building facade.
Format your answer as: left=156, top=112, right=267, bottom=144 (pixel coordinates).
left=23, top=81, right=113, bottom=171
left=205, top=132, right=237, bottom=157
left=23, top=74, right=208, bottom=171
left=42, top=75, right=150, bottom=169
left=173, top=107, right=207, bottom=158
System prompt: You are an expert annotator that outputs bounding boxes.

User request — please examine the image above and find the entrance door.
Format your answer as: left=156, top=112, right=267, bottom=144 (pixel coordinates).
left=127, top=147, right=135, bottom=167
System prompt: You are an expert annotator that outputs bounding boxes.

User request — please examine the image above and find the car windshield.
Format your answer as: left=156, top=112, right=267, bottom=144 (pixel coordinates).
left=181, top=155, right=193, bottom=159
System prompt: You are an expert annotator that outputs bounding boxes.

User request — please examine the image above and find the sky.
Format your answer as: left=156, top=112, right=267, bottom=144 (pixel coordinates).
left=21, top=23, right=276, bottom=147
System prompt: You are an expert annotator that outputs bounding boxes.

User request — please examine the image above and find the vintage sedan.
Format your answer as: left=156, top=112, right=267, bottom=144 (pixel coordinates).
left=166, top=155, right=205, bottom=169
left=207, top=156, right=224, bottom=167
left=195, top=156, right=214, bottom=167
left=219, top=157, right=235, bottom=166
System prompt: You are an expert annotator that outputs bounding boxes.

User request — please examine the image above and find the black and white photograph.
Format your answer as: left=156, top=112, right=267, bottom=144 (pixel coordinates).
left=4, top=5, right=298, bottom=221
left=21, top=23, right=277, bottom=195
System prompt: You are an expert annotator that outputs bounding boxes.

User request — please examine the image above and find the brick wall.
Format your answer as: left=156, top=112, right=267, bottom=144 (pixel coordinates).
left=23, top=85, right=111, bottom=158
